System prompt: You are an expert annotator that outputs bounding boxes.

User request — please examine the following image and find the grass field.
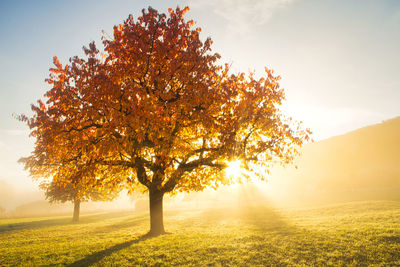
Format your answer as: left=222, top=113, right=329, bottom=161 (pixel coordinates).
left=1, top=200, right=400, bottom=266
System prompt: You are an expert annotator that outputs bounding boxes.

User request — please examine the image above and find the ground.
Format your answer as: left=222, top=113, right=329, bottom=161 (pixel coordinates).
left=1, top=200, right=400, bottom=266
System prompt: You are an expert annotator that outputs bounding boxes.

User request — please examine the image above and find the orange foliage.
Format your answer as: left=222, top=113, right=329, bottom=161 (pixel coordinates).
left=19, top=6, right=310, bottom=198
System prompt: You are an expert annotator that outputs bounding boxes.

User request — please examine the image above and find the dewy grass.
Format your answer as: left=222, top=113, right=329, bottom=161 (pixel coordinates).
left=1, top=201, right=400, bottom=266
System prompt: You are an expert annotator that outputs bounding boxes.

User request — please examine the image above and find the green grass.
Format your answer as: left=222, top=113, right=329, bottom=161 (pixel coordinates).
left=1, top=201, right=400, bottom=266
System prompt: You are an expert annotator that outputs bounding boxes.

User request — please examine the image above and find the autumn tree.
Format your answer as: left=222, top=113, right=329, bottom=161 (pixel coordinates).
left=19, top=6, right=310, bottom=235
left=40, top=177, right=120, bottom=222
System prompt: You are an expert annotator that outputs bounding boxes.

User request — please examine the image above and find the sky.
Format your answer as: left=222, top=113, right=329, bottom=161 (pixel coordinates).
left=0, top=0, right=399, bottom=201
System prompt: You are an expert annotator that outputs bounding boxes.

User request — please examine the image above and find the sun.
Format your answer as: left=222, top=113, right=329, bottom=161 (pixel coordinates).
left=225, top=160, right=242, bottom=178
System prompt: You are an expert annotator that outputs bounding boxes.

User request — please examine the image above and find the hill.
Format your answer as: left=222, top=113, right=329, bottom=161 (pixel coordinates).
left=268, top=116, right=400, bottom=205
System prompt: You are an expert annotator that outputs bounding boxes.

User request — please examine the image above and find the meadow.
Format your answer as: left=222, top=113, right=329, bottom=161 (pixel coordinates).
left=1, top=200, right=400, bottom=266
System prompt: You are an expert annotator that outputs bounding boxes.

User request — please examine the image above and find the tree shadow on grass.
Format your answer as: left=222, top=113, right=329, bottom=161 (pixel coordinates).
left=66, top=233, right=154, bottom=267
left=88, top=215, right=148, bottom=234
left=0, top=211, right=132, bottom=233
left=0, top=217, right=72, bottom=233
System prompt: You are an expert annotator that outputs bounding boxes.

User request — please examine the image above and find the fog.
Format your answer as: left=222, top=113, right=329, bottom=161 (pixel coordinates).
left=1, top=117, right=399, bottom=218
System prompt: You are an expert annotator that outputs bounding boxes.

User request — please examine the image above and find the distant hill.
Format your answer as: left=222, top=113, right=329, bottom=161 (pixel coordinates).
left=269, top=116, right=400, bottom=205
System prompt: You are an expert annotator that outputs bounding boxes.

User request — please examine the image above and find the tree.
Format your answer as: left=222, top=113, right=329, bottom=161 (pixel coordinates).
left=18, top=6, right=310, bottom=235
left=40, top=177, right=120, bottom=222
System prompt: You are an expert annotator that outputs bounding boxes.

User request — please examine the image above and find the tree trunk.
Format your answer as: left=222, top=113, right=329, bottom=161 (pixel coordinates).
left=72, top=199, right=80, bottom=223
left=149, top=189, right=165, bottom=235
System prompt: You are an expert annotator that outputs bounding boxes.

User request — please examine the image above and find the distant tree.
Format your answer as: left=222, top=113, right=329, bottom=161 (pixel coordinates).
left=40, top=177, right=119, bottom=222
left=18, top=6, right=310, bottom=235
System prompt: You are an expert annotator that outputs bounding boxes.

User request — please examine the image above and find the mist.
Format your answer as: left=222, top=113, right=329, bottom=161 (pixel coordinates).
left=1, top=117, right=399, bottom=219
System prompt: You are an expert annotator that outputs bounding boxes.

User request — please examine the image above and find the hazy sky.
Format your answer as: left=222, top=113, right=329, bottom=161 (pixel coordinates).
left=0, top=0, right=399, bottom=193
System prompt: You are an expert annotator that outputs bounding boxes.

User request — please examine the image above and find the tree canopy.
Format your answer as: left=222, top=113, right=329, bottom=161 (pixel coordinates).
left=41, top=177, right=119, bottom=204
left=41, top=176, right=120, bottom=222
left=19, top=6, right=310, bottom=235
